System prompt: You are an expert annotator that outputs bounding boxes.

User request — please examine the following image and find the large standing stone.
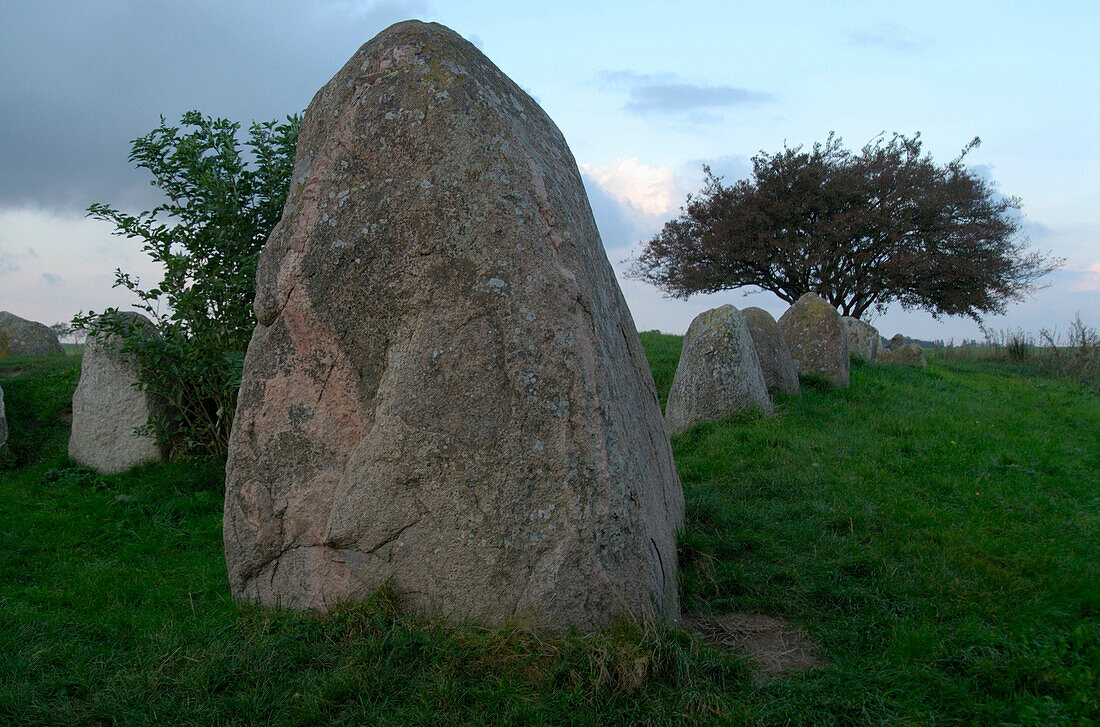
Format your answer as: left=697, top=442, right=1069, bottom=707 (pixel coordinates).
left=741, top=307, right=800, bottom=397
left=665, top=306, right=772, bottom=436
left=0, top=312, right=63, bottom=356
left=841, top=316, right=884, bottom=362
left=0, top=384, right=7, bottom=451
left=778, top=293, right=849, bottom=387
left=224, top=21, right=684, bottom=630
left=69, top=313, right=163, bottom=474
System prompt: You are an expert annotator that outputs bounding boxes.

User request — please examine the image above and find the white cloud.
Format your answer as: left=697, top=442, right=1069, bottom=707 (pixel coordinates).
left=578, top=158, right=683, bottom=218
left=1069, top=261, right=1100, bottom=292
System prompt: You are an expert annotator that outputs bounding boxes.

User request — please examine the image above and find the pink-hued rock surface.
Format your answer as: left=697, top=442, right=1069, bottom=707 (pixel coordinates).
left=223, top=20, right=684, bottom=630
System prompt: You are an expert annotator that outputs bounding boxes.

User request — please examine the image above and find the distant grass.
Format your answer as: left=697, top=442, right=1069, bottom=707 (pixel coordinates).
left=638, top=331, right=683, bottom=412
left=1, top=338, right=1098, bottom=725
left=932, top=345, right=1100, bottom=395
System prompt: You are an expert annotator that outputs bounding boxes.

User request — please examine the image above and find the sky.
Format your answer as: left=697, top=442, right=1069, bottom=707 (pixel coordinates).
left=2, top=0, right=1098, bottom=342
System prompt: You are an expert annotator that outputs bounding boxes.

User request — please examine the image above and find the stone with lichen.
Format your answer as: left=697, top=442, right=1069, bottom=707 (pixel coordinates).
left=777, top=293, right=849, bottom=387
left=0, top=312, right=63, bottom=356
left=223, top=20, right=684, bottom=631
left=879, top=338, right=927, bottom=366
left=68, top=312, right=163, bottom=474
left=841, top=316, right=884, bottom=362
left=742, top=307, right=800, bottom=397
left=665, top=305, right=772, bottom=436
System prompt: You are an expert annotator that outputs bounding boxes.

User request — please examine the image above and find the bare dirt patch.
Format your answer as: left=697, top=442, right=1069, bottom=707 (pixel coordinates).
left=685, top=612, right=825, bottom=685
left=0, top=369, right=23, bottom=378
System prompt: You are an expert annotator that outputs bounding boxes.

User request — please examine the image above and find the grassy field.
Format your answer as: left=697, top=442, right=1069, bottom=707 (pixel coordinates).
left=0, top=338, right=1097, bottom=725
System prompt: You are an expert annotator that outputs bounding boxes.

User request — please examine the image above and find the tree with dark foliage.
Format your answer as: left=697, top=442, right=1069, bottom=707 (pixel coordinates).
left=629, top=133, right=1060, bottom=319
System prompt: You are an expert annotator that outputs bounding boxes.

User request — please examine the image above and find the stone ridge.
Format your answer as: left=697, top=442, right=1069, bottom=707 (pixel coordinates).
left=224, top=20, right=684, bottom=631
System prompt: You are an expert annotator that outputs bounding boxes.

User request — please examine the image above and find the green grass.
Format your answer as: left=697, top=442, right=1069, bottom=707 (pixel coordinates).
left=1, top=337, right=1097, bottom=725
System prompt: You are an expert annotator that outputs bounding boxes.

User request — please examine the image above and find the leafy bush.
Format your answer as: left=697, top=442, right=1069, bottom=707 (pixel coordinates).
left=77, top=111, right=299, bottom=456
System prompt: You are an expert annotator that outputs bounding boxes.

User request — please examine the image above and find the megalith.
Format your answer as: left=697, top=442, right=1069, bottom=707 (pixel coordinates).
left=880, top=335, right=927, bottom=367
left=223, top=20, right=684, bottom=630
left=841, top=316, right=884, bottom=362
left=69, top=312, right=163, bottom=474
left=0, top=312, right=63, bottom=356
left=742, top=307, right=800, bottom=397
left=778, top=293, right=849, bottom=387
left=665, top=306, right=772, bottom=436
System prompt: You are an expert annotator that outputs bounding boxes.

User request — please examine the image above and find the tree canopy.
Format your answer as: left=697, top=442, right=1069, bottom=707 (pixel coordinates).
left=628, top=133, right=1060, bottom=320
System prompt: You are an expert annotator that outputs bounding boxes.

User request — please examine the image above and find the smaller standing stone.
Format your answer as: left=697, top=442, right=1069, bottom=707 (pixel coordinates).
left=69, top=313, right=163, bottom=474
left=879, top=340, right=927, bottom=367
left=742, top=307, right=800, bottom=397
left=665, top=305, right=772, bottom=436
left=0, top=312, right=63, bottom=356
left=0, top=384, right=8, bottom=451
left=778, top=293, right=849, bottom=387
left=841, top=317, right=885, bottom=362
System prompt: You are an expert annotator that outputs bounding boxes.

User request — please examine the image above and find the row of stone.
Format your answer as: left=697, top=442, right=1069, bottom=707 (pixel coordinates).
left=665, top=292, right=926, bottom=435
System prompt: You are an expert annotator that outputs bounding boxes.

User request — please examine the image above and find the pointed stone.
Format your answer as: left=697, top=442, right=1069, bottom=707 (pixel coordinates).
left=778, top=293, right=849, bottom=387
left=665, top=305, right=772, bottom=436
left=742, top=307, right=800, bottom=397
left=223, top=21, right=684, bottom=630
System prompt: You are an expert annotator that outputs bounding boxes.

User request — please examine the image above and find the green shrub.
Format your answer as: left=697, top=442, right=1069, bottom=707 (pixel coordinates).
left=76, top=111, right=299, bottom=457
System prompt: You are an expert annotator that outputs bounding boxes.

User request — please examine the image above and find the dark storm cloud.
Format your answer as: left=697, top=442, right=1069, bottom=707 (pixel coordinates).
left=0, top=0, right=427, bottom=212
left=597, top=70, right=773, bottom=117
